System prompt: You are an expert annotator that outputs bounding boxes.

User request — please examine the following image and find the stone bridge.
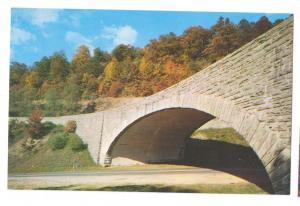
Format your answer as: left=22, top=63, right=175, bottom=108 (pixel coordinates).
left=19, top=18, right=293, bottom=194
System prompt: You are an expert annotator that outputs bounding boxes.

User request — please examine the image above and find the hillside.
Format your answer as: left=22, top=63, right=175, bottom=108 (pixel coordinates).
left=8, top=121, right=95, bottom=173
left=9, top=16, right=286, bottom=117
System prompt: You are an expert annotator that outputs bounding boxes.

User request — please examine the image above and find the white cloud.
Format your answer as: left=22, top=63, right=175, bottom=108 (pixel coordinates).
left=11, top=27, right=36, bottom=45
left=65, top=31, right=92, bottom=45
left=102, top=25, right=138, bottom=47
left=65, top=31, right=94, bottom=54
left=20, top=9, right=61, bottom=27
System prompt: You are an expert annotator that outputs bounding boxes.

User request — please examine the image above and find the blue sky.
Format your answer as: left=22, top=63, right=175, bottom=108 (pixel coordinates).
left=10, top=8, right=290, bottom=66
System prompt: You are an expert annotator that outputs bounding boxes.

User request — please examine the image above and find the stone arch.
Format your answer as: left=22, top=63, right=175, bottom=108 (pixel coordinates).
left=106, top=107, right=214, bottom=164
left=103, top=93, right=290, bottom=194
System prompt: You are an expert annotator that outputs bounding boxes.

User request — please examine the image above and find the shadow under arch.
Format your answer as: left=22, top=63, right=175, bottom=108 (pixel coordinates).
left=106, top=107, right=274, bottom=194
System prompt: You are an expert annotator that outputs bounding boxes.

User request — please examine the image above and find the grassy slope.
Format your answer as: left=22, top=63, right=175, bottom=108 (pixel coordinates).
left=8, top=127, right=249, bottom=173
left=8, top=182, right=266, bottom=194
left=75, top=183, right=267, bottom=194
left=192, top=127, right=249, bottom=147
left=8, top=125, right=96, bottom=174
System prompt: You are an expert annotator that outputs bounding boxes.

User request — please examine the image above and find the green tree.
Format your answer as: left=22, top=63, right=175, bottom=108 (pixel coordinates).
left=44, top=87, right=63, bottom=116
left=112, top=44, right=136, bottom=62
left=10, top=62, right=28, bottom=86
left=32, top=56, right=51, bottom=86
left=9, top=88, right=34, bottom=116
left=49, top=52, right=70, bottom=83
left=87, top=48, right=110, bottom=77
left=8, top=119, right=27, bottom=145
left=62, top=82, right=81, bottom=113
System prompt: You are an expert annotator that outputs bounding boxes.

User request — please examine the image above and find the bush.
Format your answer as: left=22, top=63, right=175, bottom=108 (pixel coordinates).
left=64, top=120, right=77, bottom=133
left=27, top=110, right=43, bottom=139
left=81, top=100, right=96, bottom=113
left=69, top=135, right=87, bottom=152
left=50, top=134, right=69, bottom=150
left=8, top=119, right=28, bottom=145
left=40, top=121, right=56, bottom=137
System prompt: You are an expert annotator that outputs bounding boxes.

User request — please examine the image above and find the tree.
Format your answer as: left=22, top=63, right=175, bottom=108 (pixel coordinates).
left=81, top=73, right=98, bottom=99
left=49, top=52, right=70, bottom=83
left=112, top=44, right=136, bottom=62
left=204, top=17, right=240, bottom=59
left=145, top=33, right=183, bottom=62
left=71, top=45, right=91, bottom=74
left=93, top=48, right=111, bottom=63
left=62, top=80, right=82, bottom=113
left=27, top=109, right=43, bottom=139
left=25, top=71, right=40, bottom=89
left=44, top=86, right=63, bottom=116
left=237, top=19, right=254, bottom=45
left=9, top=87, right=33, bottom=116
left=87, top=48, right=110, bottom=77
left=10, top=62, right=28, bottom=86
left=32, top=56, right=51, bottom=86
left=8, top=119, right=27, bottom=145
left=181, top=26, right=211, bottom=59
left=253, top=16, right=272, bottom=37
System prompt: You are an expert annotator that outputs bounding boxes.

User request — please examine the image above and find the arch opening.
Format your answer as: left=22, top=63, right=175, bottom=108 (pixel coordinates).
left=106, top=108, right=274, bottom=193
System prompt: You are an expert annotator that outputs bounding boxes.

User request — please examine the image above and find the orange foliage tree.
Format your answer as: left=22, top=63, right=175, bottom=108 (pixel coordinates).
left=27, top=109, right=43, bottom=139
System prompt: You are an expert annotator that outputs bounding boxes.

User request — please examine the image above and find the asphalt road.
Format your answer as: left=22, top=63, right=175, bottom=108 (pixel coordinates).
left=8, top=168, right=222, bottom=179
left=8, top=167, right=253, bottom=189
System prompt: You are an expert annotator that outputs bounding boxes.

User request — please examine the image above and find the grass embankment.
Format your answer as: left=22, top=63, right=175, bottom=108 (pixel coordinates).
left=8, top=123, right=96, bottom=174
left=72, top=183, right=267, bottom=194
left=8, top=126, right=252, bottom=174
left=8, top=182, right=266, bottom=194
left=187, top=127, right=264, bottom=170
left=9, top=124, right=248, bottom=174
left=8, top=121, right=195, bottom=174
left=192, top=127, right=249, bottom=146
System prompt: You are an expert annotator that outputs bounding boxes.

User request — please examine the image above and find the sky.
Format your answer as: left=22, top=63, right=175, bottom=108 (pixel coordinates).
left=10, top=8, right=290, bottom=66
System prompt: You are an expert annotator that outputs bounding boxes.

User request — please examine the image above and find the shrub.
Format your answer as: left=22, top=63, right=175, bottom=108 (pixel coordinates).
left=64, top=120, right=77, bottom=133
left=50, top=134, right=69, bottom=150
left=81, top=100, right=96, bottom=113
left=8, top=119, right=27, bottom=145
left=49, top=125, right=64, bottom=134
left=27, top=110, right=43, bottom=139
left=69, top=135, right=87, bottom=152
left=40, top=121, right=56, bottom=137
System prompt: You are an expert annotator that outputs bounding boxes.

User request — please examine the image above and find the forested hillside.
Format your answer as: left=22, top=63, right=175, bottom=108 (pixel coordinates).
left=9, top=16, right=285, bottom=117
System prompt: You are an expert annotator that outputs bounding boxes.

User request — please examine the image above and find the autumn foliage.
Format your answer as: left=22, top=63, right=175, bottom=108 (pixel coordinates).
left=9, top=16, right=285, bottom=117
left=27, top=110, right=43, bottom=139
left=64, top=120, right=77, bottom=133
